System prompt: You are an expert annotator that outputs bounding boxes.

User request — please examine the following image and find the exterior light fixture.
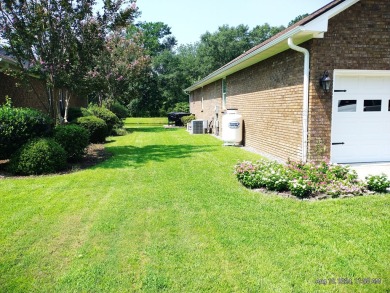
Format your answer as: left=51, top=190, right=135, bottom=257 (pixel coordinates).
left=319, top=70, right=332, bottom=93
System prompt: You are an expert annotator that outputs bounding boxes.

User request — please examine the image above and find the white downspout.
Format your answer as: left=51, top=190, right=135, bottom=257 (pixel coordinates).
left=288, top=37, right=309, bottom=163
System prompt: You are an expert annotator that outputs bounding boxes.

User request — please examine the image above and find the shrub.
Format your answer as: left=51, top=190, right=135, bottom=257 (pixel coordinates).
left=181, top=114, right=195, bottom=126
left=110, top=102, right=129, bottom=119
left=234, top=160, right=261, bottom=188
left=111, top=126, right=128, bottom=136
left=263, top=168, right=290, bottom=192
left=0, top=104, right=52, bottom=159
left=66, top=107, right=84, bottom=122
left=171, top=102, right=190, bottom=113
left=365, top=174, right=390, bottom=193
left=325, top=180, right=366, bottom=197
left=8, top=138, right=67, bottom=175
left=53, top=124, right=90, bottom=162
left=76, top=116, right=108, bottom=143
left=89, top=105, right=121, bottom=134
left=327, top=164, right=357, bottom=181
left=289, top=178, right=313, bottom=198
left=81, top=107, right=92, bottom=117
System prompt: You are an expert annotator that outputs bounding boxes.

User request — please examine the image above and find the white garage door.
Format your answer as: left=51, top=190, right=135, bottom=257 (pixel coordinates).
left=331, top=70, right=390, bottom=163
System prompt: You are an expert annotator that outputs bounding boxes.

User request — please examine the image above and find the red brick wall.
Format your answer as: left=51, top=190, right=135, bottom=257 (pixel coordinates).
left=307, top=0, right=390, bottom=161
left=189, top=0, right=389, bottom=162
left=0, top=72, right=87, bottom=114
left=227, top=50, right=305, bottom=161
left=190, top=81, right=222, bottom=134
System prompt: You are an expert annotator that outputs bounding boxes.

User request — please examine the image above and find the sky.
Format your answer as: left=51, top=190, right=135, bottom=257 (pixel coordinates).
left=136, top=0, right=332, bottom=46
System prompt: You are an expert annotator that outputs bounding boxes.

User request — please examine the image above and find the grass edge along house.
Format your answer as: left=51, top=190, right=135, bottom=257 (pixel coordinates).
left=185, top=0, right=390, bottom=164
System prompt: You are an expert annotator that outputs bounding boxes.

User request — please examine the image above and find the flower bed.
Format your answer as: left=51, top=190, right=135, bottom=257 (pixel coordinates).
left=234, top=159, right=390, bottom=199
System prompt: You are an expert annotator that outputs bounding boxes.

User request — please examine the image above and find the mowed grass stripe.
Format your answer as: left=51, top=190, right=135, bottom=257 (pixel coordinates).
left=0, top=118, right=388, bottom=292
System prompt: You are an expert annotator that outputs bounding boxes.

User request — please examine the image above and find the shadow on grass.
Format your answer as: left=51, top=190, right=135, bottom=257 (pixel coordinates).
left=101, top=144, right=217, bottom=169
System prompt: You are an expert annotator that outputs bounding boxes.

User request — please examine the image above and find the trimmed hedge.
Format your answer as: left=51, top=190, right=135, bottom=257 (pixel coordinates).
left=8, top=138, right=67, bottom=175
left=89, top=105, right=121, bottom=134
left=181, top=114, right=195, bottom=126
left=110, top=102, right=129, bottom=119
left=66, top=107, right=84, bottom=122
left=76, top=116, right=108, bottom=143
left=53, top=124, right=90, bottom=162
left=0, top=105, right=52, bottom=159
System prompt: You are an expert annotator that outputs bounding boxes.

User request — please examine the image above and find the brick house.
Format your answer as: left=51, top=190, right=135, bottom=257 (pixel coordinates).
left=185, top=0, right=390, bottom=164
left=0, top=47, right=87, bottom=115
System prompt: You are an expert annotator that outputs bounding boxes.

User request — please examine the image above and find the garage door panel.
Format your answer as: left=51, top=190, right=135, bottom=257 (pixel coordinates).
left=331, top=71, right=390, bottom=163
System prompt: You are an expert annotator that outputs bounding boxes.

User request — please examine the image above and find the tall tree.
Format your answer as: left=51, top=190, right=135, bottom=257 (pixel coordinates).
left=195, top=24, right=284, bottom=77
left=86, top=31, right=150, bottom=107
left=288, top=14, right=309, bottom=27
left=125, top=21, right=180, bottom=116
left=197, top=24, right=251, bottom=74
left=130, top=21, right=177, bottom=56
left=0, top=0, right=139, bottom=121
left=250, top=23, right=285, bottom=46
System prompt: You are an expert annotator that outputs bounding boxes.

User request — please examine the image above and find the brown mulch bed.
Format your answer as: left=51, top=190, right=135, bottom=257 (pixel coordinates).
left=0, top=144, right=112, bottom=179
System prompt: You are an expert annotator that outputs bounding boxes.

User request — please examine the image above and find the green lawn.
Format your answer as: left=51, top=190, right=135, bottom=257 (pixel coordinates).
left=0, top=118, right=388, bottom=292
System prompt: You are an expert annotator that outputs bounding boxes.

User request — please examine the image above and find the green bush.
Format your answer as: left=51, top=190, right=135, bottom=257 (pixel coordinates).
left=181, top=114, right=195, bottom=126
left=8, top=138, right=67, bottom=175
left=110, top=102, right=129, bottom=119
left=111, top=126, right=128, bottom=136
left=89, top=105, right=121, bottom=134
left=171, top=102, right=190, bottom=113
left=53, top=124, right=90, bottom=162
left=263, top=167, right=289, bottom=192
left=234, top=160, right=261, bottom=189
left=76, top=116, right=108, bottom=143
left=0, top=104, right=52, bottom=159
left=366, top=174, right=390, bottom=193
left=289, top=178, right=313, bottom=198
left=81, top=107, right=92, bottom=117
left=66, top=107, right=84, bottom=122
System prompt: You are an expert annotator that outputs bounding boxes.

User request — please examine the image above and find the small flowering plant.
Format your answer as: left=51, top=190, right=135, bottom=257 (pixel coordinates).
left=234, top=161, right=261, bottom=188
left=325, top=180, right=366, bottom=197
left=288, top=178, right=313, bottom=198
left=365, top=174, right=390, bottom=193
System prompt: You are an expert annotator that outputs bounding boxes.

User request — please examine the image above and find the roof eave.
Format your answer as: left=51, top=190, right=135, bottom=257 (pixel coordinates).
left=185, top=27, right=303, bottom=92
left=185, top=0, right=360, bottom=93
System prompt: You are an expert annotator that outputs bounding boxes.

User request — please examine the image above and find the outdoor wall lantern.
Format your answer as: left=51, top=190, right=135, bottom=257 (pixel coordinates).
left=319, top=70, right=332, bottom=93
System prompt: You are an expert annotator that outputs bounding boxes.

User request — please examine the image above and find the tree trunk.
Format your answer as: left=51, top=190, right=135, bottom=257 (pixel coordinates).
left=64, top=89, right=71, bottom=123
